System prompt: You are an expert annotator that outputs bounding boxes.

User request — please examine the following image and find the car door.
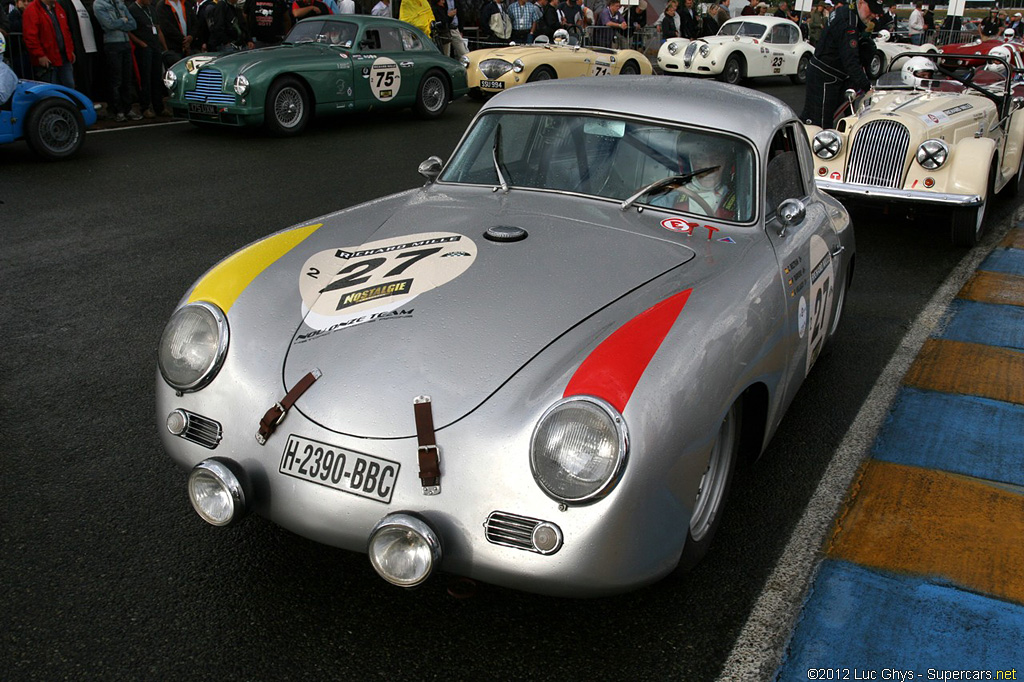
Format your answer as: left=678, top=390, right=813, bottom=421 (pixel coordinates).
left=353, top=25, right=417, bottom=108
left=764, top=122, right=844, bottom=395
left=764, top=23, right=795, bottom=76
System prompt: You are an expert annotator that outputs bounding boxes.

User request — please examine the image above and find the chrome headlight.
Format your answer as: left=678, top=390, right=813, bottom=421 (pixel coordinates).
left=233, top=74, right=250, bottom=96
left=813, top=129, right=843, bottom=159
left=158, top=301, right=229, bottom=392
left=163, top=69, right=177, bottom=91
left=699, top=44, right=710, bottom=58
left=479, top=59, right=513, bottom=78
left=667, top=41, right=680, bottom=56
left=188, top=459, right=247, bottom=526
left=916, top=139, right=949, bottom=170
left=460, top=54, right=470, bottom=68
left=368, top=513, right=442, bottom=587
left=530, top=396, right=628, bottom=504
left=512, top=58, right=524, bottom=73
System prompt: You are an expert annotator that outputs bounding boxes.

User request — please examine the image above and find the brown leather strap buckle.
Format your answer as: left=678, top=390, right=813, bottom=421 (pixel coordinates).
left=414, top=396, right=440, bottom=495
left=256, top=369, right=321, bottom=445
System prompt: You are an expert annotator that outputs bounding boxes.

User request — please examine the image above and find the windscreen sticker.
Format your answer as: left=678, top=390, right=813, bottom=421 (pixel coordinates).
left=369, top=57, right=401, bottom=101
left=805, top=234, right=835, bottom=375
left=299, top=232, right=477, bottom=332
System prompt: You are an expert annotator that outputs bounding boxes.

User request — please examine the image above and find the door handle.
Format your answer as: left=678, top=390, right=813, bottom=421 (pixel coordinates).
left=831, top=244, right=845, bottom=258
left=400, top=61, right=414, bottom=68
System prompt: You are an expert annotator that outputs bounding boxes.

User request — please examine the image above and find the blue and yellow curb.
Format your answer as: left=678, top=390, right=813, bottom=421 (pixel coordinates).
left=776, top=228, right=1024, bottom=680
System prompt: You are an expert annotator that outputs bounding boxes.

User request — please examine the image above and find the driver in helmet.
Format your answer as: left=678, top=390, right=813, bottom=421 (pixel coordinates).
left=901, top=55, right=937, bottom=90
left=650, top=135, right=737, bottom=220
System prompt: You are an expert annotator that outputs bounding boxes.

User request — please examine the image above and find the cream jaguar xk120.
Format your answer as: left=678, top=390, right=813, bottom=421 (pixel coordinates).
left=657, top=16, right=812, bottom=85
left=808, top=53, right=1024, bottom=246
left=157, top=77, right=853, bottom=596
left=462, top=30, right=652, bottom=99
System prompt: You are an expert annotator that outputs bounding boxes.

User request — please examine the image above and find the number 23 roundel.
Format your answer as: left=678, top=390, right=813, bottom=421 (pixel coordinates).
left=300, top=232, right=478, bottom=330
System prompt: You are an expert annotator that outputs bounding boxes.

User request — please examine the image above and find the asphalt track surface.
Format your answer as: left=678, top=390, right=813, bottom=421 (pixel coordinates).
left=1, top=80, right=1020, bottom=681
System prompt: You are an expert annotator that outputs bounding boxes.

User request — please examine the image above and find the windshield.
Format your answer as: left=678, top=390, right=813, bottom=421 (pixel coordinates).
left=440, top=112, right=756, bottom=223
left=285, top=20, right=357, bottom=47
left=719, top=21, right=767, bottom=39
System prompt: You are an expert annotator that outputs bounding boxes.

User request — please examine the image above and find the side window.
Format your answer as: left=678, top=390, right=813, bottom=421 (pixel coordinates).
left=769, top=25, right=786, bottom=43
left=765, top=125, right=807, bottom=215
left=786, top=24, right=800, bottom=44
left=361, top=29, right=381, bottom=50
left=379, top=27, right=404, bottom=51
left=400, top=29, right=423, bottom=51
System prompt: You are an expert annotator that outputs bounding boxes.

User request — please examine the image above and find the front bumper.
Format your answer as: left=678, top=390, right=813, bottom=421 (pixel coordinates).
left=168, top=99, right=263, bottom=127
left=816, top=179, right=984, bottom=207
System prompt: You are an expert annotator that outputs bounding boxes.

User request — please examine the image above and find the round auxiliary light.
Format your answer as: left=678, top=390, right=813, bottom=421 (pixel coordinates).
left=166, top=409, right=189, bottom=436
left=531, top=522, right=563, bottom=554
left=368, top=514, right=442, bottom=587
left=813, top=130, right=843, bottom=159
left=187, top=459, right=247, bottom=527
left=924, top=177, right=935, bottom=188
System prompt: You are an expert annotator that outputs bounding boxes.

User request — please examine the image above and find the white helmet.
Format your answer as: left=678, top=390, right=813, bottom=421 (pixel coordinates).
left=1003, top=28, right=1016, bottom=41
left=877, top=29, right=891, bottom=43
left=987, top=44, right=1013, bottom=72
left=553, top=28, right=569, bottom=44
left=901, top=56, right=937, bottom=89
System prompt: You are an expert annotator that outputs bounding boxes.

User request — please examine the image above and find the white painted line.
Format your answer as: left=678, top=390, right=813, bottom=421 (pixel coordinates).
left=87, top=121, right=187, bottom=134
left=716, top=209, right=1022, bottom=682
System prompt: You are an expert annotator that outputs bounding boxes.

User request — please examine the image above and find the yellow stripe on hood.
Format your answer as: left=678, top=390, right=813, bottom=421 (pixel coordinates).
left=187, top=223, right=322, bottom=312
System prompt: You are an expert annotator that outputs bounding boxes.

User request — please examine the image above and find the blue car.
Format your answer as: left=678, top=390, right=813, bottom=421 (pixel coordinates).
left=1, top=37, right=97, bottom=160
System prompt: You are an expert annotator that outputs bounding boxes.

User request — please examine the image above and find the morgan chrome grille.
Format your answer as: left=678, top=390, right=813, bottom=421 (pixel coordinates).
left=170, top=410, right=223, bottom=449
left=185, top=70, right=236, bottom=105
left=485, top=511, right=562, bottom=555
left=846, top=119, right=910, bottom=188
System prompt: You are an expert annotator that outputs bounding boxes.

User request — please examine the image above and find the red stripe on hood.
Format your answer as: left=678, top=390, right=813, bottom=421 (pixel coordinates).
left=563, top=289, right=693, bottom=413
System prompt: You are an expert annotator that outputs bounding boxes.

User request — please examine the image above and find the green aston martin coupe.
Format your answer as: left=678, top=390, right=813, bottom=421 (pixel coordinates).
left=163, top=16, right=469, bottom=136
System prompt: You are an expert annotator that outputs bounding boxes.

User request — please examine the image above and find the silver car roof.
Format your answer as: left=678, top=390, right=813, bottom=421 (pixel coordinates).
left=478, top=76, right=797, bottom=143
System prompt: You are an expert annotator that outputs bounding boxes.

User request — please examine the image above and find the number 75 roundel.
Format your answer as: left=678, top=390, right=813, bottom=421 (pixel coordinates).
left=299, top=232, right=478, bottom=330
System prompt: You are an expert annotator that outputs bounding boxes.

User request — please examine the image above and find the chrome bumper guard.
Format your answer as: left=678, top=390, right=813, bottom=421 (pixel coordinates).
left=817, top=180, right=983, bottom=207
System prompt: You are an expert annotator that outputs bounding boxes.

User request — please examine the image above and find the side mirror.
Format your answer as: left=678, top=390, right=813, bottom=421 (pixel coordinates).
left=418, top=155, right=444, bottom=183
left=1014, top=95, right=1024, bottom=111
left=775, top=198, right=806, bottom=237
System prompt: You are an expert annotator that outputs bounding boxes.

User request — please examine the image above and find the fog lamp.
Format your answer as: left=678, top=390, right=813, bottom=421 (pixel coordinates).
left=188, top=459, right=247, bottom=526
left=368, top=514, right=442, bottom=587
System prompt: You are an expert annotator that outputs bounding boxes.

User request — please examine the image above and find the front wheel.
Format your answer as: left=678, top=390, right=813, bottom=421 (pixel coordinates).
left=414, top=70, right=450, bottom=119
left=950, top=201, right=987, bottom=247
left=677, top=402, right=741, bottom=572
left=527, top=66, right=556, bottom=82
left=791, top=53, right=810, bottom=85
left=25, top=98, right=86, bottom=160
left=1001, top=152, right=1024, bottom=198
left=264, top=76, right=311, bottom=137
left=719, top=55, right=743, bottom=85
left=619, top=60, right=641, bottom=75
left=867, top=51, right=885, bottom=80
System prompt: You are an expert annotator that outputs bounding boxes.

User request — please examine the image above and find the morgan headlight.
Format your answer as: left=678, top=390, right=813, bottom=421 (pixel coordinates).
left=667, top=42, right=680, bottom=56
left=163, top=69, right=177, bottom=91
left=158, top=301, right=229, bottom=392
left=699, top=44, right=710, bottom=58
left=916, top=139, right=948, bottom=170
left=813, top=130, right=843, bottom=159
left=530, top=397, right=628, bottom=504
left=233, top=75, right=250, bottom=96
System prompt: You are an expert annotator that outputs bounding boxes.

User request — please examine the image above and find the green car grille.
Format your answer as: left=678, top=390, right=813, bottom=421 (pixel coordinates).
left=185, top=70, right=236, bottom=105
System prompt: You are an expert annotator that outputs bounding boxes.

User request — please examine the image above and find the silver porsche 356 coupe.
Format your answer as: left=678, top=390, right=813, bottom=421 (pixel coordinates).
left=156, top=77, right=854, bottom=596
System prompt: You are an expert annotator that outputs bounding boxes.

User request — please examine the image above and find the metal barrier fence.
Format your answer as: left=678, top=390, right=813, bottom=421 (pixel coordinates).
left=3, top=32, right=33, bottom=79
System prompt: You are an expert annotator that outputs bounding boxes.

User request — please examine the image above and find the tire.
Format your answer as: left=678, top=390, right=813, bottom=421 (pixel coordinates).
left=677, top=402, right=741, bottom=572
left=527, top=65, right=556, bottom=82
left=619, top=60, right=641, bottom=75
left=414, top=70, right=450, bottom=119
left=791, top=53, right=810, bottom=85
left=264, top=76, right=311, bottom=137
left=951, top=162, right=993, bottom=247
left=719, top=55, right=743, bottom=85
left=867, top=51, right=885, bottom=80
left=25, top=98, right=85, bottom=160
left=467, top=87, right=486, bottom=101
left=1001, top=152, right=1024, bottom=198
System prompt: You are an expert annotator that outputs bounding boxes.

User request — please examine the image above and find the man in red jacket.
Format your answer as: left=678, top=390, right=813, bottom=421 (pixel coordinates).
left=22, top=0, right=77, bottom=87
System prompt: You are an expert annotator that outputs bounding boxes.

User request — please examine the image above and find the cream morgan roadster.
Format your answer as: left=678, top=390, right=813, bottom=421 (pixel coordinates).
left=157, top=77, right=854, bottom=596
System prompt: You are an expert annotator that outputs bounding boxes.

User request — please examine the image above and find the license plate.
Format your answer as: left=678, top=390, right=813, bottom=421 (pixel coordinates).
left=480, top=80, right=505, bottom=89
left=279, top=434, right=400, bottom=504
left=188, top=102, right=216, bottom=115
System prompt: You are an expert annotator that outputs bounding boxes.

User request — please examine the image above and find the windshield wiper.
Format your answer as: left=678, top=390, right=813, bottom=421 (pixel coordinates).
left=620, top=167, right=719, bottom=211
left=492, top=124, right=510, bottom=193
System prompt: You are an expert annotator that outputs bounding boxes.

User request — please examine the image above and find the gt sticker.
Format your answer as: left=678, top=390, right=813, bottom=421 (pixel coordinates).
left=369, top=57, right=401, bottom=101
left=660, top=217, right=721, bottom=240
left=300, top=232, right=477, bottom=330
left=805, top=234, right=834, bottom=375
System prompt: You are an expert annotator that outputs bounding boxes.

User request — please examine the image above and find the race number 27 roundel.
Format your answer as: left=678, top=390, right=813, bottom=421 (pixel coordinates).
left=300, top=232, right=478, bottom=330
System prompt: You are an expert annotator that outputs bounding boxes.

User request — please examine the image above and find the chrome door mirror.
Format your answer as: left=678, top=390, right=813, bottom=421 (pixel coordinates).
left=1013, top=95, right=1024, bottom=111
left=418, top=156, right=444, bottom=183
left=775, top=198, right=806, bottom=237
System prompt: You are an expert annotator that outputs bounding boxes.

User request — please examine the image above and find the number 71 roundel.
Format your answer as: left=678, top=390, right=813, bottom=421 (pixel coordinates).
left=300, top=232, right=478, bottom=330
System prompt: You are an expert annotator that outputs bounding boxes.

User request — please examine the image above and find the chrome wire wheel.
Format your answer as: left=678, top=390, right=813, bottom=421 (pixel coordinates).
left=689, top=405, right=738, bottom=543
left=38, top=106, right=79, bottom=154
left=273, top=86, right=304, bottom=129
left=420, top=75, right=445, bottom=113
left=26, top=99, right=85, bottom=159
